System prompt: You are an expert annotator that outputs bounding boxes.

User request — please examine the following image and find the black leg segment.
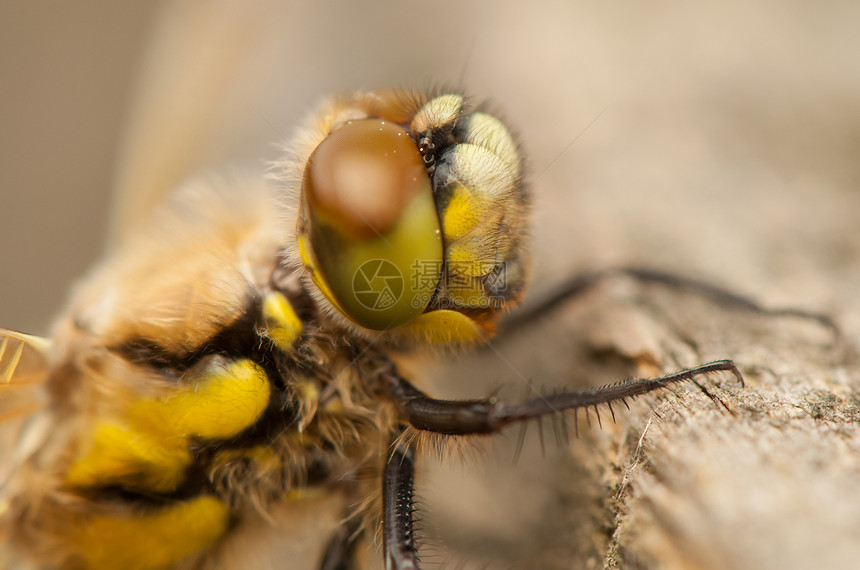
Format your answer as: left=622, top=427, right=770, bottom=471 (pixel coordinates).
left=501, top=266, right=838, bottom=339
left=383, top=444, right=419, bottom=570
left=383, top=360, right=743, bottom=436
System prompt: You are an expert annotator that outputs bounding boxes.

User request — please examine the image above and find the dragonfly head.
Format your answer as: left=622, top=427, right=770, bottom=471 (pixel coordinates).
left=294, top=91, right=528, bottom=345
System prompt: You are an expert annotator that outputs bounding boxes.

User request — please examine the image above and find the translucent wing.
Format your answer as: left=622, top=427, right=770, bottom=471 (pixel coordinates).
left=0, top=329, right=50, bottom=435
left=0, top=330, right=49, bottom=395
left=0, top=330, right=51, bottom=496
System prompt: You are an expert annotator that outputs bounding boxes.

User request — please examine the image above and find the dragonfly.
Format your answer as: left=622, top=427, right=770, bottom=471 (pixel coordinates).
left=0, top=8, right=762, bottom=570
left=0, top=85, right=748, bottom=570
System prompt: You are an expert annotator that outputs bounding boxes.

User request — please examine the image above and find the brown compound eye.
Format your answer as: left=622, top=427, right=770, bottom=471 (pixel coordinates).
left=305, top=119, right=427, bottom=238
left=299, top=119, right=443, bottom=330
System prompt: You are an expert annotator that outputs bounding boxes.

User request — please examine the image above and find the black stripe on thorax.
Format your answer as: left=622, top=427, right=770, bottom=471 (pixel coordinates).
left=109, top=294, right=265, bottom=373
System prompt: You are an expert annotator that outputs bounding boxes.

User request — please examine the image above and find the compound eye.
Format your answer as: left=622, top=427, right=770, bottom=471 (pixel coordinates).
left=300, top=119, right=443, bottom=330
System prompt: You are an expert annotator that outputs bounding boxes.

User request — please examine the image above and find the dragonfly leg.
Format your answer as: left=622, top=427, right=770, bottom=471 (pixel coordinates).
left=502, top=266, right=837, bottom=339
left=381, top=360, right=742, bottom=436
left=382, top=444, right=419, bottom=570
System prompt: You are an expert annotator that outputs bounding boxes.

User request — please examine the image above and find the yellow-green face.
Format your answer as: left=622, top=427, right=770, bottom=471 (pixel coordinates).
left=297, top=91, right=527, bottom=342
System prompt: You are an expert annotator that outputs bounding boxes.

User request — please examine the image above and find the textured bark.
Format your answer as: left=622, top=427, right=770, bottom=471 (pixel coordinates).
left=421, top=274, right=856, bottom=570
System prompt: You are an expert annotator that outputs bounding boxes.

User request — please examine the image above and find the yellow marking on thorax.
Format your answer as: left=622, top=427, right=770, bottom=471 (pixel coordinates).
left=68, top=359, right=271, bottom=492
left=66, top=422, right=190, bottom=492
left=261, top=290, right=303, bottom=350
left=71, top=496, right=229, bottom=570
left=146, top=359, right=271, bottom=440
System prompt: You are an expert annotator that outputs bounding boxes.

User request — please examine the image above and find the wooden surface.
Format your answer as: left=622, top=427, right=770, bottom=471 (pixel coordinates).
left=420, top=272, right=854, bottom=569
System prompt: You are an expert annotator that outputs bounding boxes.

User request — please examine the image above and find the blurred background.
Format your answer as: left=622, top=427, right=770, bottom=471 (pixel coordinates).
left=2, top=2, right=860, bottom=568
left=2, top=0, right=859, bottom=337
